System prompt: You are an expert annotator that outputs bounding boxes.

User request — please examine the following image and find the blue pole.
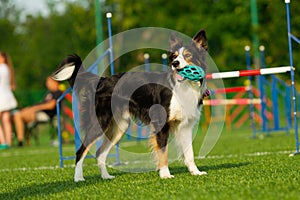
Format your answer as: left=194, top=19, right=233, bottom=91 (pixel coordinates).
left=106, top=13, right=114, bottom=75
left=245, top=46, right=256, bottom=138
left=106, top=13, right=120, bottom=163
left=271, top=76, right=280, bottom=131
left=55, top=13, right=121, bottom=167
left=56, top=94, right=63, bottom=168
left=259, top=46, right=267, bottom=133
left=143, top=53, right=151, bottom=139
left=56, top=87, right=72, bottom=168
left=72, top=93, right=81, bottom=152
left=285, top=0, right=299, bottom=154
left=161, top=53, right=168, bottom=71
left=285, top=85, right=292, bottom=130
left=126, top=124, right=131, bottom=140
left=144, top=53, right=150, bottom=72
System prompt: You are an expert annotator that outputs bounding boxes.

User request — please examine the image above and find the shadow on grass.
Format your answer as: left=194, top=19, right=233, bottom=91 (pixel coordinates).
left=170, top=162, right=252, bottom=175
left=0, top=177, right=104, bottom=199
left=0, top=162, right=251, bottom=198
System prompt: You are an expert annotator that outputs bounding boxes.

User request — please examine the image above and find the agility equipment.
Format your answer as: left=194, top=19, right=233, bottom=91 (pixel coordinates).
left=211, top=86, right=250, bottom=94
left=285, top=0, right=299, bottom=156
left=56, top=13, right=119, bottom=168
left=202, top=86, right=263, bottom=131
left=205, top=67, right=292, bottom=80
left=203, top=98, right=261, bottom=106
left=56, top=0, right=299, bottom=167
left=258, top=46, right=292, bottom=134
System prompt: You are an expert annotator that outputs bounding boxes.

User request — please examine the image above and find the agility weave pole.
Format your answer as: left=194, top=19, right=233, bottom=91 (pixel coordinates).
left=259, top=46, right=292, bottom=133
left=285, top=0, right=299, bottom=156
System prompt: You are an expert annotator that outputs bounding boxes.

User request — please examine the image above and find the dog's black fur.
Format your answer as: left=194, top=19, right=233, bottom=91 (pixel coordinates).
left=51, top=30, right=208, bottom=181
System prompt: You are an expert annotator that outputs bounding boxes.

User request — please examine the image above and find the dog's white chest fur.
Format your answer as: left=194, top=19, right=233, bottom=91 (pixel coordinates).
left=169, top=82, right=201, bottom=123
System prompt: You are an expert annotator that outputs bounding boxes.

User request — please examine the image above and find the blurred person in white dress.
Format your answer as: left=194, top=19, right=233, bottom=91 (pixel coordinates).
left=0, top=51, right=17, bottom=149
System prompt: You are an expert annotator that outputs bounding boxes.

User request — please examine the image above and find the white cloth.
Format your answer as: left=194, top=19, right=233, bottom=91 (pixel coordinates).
left=0, top=63, right=17, bottom=112
left=36, top=111, right=50, bottom=122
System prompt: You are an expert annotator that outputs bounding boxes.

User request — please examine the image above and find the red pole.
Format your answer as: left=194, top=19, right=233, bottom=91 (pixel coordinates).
left=213, top=86, right=249, bottom=94
left=239, top=69, right=261, bottom=76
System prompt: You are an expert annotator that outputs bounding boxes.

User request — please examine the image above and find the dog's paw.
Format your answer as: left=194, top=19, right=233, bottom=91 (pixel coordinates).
left=74, top=177, right=85, bottom=182
left=191, top=170, right=207, bottom=176
left=187, top=164, right=207, bottom=176
left=101, top=174, right=115, bottom=180
left=160, top=174, right=175, bottom=179
left=159, top=166, right=174, bottom=179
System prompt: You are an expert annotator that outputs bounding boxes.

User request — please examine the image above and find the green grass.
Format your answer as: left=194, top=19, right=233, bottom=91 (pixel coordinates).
left=0, top=128, right=299, bottom=200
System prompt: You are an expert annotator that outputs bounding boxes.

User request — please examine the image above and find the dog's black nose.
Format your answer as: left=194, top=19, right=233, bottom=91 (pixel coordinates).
left=172, top=60, right=180, bottom=68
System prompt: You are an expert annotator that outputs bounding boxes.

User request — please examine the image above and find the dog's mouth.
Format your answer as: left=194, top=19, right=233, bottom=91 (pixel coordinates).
left=175, top=71, right=186, bottom=82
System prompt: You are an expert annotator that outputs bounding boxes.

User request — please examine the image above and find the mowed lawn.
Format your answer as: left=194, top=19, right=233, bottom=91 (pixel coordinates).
left=0, top=128, right=299, bottom=200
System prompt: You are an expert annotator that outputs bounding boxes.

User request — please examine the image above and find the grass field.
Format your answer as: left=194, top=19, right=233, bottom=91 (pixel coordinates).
left=0, top=128, right=299, bottom=200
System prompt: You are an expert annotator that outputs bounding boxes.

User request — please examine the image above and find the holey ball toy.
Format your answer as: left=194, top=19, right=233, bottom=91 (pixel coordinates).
left=177, top=65, right=206, bottom=82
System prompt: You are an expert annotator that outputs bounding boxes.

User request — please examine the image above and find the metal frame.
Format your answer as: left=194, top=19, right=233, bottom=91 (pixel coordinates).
left=56, top=13, right=118, bottom=168
left=285, top=0, right=299, bottom=156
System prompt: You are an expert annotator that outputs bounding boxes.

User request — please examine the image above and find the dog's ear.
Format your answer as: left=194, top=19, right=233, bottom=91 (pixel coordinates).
left=51, top=54, right=82, bottom=86
left=169, top=32, right=183, bottom=53
left=51, top=62, right=76, bottom=81
left=193, top=30, right=208, bottom=51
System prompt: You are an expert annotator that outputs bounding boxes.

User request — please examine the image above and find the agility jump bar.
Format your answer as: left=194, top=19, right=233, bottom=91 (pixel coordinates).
left=203, top=98, right=261, bottom=106
left=212, top=86, right=250, bottom=94
left=206, top=66, right=293, bottom=79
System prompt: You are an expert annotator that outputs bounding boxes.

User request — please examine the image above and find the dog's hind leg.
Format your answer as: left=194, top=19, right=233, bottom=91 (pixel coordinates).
left=96, top=138, right=116, bottom=179
left=74, top=144, right=88, bottom=182
left=96, top=119, right=129, bottom=179
left=74, top=132, right=103, bottom=182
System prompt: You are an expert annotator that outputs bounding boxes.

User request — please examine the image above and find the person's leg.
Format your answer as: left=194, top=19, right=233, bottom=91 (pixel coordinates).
left=0, top=124, right=5, bottom=144
left=2, top=111, right=12, bottom=146
left=0, top=119, right=5, bottom=144
left=14, top=107, right=36, bottom=146
left=0, top=112, right=9, bottom=149
left=14, top=111, right=25, bottom=146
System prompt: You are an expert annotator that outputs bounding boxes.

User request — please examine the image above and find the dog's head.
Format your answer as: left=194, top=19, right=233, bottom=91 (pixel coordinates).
left=169, top=30, right=208, bottom=83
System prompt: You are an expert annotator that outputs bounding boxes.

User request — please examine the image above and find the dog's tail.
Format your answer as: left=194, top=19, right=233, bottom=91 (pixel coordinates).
left=51, top=54, right=82, bottom=87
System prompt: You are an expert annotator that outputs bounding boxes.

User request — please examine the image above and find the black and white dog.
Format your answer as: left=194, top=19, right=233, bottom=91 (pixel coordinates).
left=51, top=30, right=209, bottom=181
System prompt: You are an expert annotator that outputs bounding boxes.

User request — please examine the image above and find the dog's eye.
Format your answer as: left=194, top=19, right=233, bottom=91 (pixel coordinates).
left=185, top=54, right=192, bottom=58
left=171, top=54, right=177, bottom=60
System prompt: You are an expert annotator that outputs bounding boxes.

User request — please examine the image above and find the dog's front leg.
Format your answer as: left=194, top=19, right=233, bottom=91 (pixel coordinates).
left=157, top=144, right=174, bottom=178
left=175, top=125, right=207, bottom=176
left=152, top=126, right=174, bottom=179
left=184, top=144, right=207, bottom=176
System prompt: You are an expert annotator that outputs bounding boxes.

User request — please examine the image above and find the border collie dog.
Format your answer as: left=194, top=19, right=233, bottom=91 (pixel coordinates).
left=51, top=30, right=209, bottom=181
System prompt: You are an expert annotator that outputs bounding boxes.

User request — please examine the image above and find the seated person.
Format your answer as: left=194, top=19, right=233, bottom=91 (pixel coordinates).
left=14, top=77, right=62, bottom=146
